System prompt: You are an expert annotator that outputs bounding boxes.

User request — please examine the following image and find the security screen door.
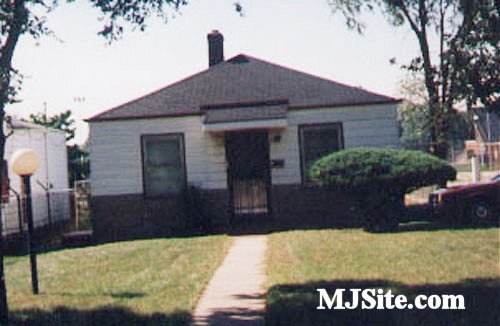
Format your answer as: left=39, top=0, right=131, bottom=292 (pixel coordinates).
left=225, top=131, right=271, bottom=217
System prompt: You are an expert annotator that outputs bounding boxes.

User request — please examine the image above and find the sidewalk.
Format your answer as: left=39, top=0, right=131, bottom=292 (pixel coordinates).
left=193, top=235, right=267, bottom=325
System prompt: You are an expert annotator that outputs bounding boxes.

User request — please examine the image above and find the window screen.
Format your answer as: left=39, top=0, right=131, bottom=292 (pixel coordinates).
left=142, top=134, right=185, bottom=196
left=300, top=123, right=343, bottom=183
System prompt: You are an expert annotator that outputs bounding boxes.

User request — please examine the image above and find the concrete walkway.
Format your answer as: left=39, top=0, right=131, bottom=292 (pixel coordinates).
left=193, top=235, right=267, bottom=326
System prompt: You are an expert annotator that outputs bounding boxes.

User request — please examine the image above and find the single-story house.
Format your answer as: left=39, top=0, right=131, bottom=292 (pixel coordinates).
left=2, top=117, right=70, bottom=235
left=88, top=31, right=401, bottom=238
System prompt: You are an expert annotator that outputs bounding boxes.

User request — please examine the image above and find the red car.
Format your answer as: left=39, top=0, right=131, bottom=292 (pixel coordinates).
left=429, top=174, right=500, bottom=222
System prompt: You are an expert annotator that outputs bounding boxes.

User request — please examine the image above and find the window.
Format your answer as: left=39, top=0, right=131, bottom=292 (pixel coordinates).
left=299, top=123, right=344, bottom=184
left=142, top=134, right=186, bottom=197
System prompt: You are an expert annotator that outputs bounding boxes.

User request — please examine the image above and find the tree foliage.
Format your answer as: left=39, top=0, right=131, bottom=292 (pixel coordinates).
left=446, top=1, right=499, bottom=111
left=398, top=73, right=471, bottom=152
left=397, top=73, right=432, bottom=151
left=67, top=143, right=90, bottom=186
left=86, top=0, right=187, bottom=41
left=29, top=109, right=75, bottom=141
left=399, top=101, right=431, bottom=150
left=399, top=102, right=470, bottom=153
left=328, top=0, right=499, bottom=157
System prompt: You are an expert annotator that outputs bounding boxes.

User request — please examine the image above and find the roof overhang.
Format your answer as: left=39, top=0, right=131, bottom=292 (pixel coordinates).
left=202, top=118, right=287, bottom=132
left=201, top=101, right=288, bottom=132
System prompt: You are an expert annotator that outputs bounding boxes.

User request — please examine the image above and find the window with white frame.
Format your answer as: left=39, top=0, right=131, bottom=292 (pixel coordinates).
left=141, top=134, right=186, bottom=197
left=299, top=123, right=344, bottom=184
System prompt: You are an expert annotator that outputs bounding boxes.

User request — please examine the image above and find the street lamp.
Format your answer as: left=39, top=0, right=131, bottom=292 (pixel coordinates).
left=9, top=149, right=40, bottom=295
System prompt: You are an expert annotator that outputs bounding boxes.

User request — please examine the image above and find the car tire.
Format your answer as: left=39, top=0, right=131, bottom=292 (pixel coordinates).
left=467, top=200, right=494, bottom=222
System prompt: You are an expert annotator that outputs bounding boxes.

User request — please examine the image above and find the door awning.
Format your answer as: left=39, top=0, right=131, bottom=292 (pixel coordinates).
left=201, top=102, right=288, bottom=132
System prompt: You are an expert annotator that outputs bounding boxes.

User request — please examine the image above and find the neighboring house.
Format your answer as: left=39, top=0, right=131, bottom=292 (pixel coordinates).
left=2, top=117, right=70, bottom=235
left=465, top=109, right=500, bottom=169
left=88, top=31, right=401, bottom=238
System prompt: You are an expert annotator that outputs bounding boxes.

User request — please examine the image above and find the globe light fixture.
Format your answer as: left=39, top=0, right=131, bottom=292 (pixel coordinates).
left=10, top=149, right=40, bottom=176
left=9, top=148, right=40, bottom=294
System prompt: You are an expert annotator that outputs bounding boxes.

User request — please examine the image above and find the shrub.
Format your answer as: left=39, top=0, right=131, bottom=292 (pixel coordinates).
left=184, top=185, right=211, bottom=233
left=310, top=148, right=456, bottom=231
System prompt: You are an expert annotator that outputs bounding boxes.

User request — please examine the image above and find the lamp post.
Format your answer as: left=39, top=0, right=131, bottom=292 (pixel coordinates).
left=10, top=149, right=40, bottom=295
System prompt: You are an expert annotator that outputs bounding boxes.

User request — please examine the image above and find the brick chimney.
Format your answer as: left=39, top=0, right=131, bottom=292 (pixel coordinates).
left=207, top=30, right=224, bottom=67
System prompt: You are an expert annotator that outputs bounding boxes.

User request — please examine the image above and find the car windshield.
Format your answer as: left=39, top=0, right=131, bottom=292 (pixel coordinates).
left=492, top=174, right=500, bottom=182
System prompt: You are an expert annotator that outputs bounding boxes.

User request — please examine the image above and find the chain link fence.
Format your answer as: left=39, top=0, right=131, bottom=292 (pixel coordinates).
left=1, top=181, right=91, bottom=237
left=1, top=190, right=72, bottom=236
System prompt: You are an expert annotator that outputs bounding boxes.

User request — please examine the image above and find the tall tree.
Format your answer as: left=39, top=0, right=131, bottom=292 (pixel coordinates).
left=446, top=2, right=499, bottom=112
left=328, top=0, right=498, bottom=158
left=0, top=0, right=188, bottom=322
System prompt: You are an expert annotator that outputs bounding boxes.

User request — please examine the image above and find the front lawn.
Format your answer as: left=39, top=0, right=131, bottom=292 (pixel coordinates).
left=5, top=235, right=231, bottom=325
left=266, top=228, right=500, bottom=325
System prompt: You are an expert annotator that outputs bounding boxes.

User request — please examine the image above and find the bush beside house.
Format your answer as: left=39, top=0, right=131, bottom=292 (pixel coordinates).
left=310, top=148, right=456, bottom=231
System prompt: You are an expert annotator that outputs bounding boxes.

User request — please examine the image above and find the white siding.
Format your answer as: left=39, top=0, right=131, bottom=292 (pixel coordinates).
left=3, top=127, right=70, bottom=234
left=89, top=116, right=227, bottom=196
left=269, top=103, right=400, bottom=185
left=90, top=103, right=399, bottom=196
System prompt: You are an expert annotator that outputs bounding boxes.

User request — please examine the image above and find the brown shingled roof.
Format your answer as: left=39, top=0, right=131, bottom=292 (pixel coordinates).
left=88, top=54, right=399, bottom=122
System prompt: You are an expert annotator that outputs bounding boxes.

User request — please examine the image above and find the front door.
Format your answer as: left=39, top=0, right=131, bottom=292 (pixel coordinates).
left=225, top=131, right=271, bottom=218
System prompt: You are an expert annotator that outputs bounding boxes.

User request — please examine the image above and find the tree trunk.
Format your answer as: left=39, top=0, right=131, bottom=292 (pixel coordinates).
left=398, top=0, right=449, bottom=158
left=0, top=89, right=10, bottom=326
left=0, top=1, right=28, bottom=322
left=415, top=1, right=449, bottom=158
left=0, top=147, right=7, bottom=323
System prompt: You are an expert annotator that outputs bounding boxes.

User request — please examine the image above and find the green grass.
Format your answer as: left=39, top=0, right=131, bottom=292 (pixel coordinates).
left=266, top=228, right=500, bottom=325
left=5, top=235, right=231, bottom=325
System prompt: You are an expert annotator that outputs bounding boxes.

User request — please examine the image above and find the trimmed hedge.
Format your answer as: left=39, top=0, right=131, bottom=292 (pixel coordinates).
left=310, top=148, right=456, bottom=231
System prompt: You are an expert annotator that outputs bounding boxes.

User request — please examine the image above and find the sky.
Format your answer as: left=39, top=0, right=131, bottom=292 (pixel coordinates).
left=7, top=0, right=438, bottom=144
